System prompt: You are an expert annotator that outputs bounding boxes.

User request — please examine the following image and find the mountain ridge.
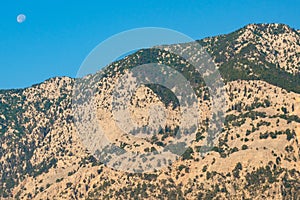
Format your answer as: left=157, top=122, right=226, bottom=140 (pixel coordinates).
left=2, top=23, right=299, bottom=91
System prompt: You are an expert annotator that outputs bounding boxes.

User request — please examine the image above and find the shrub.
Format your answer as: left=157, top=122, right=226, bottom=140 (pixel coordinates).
left=242, top=144, right=248, bottom=150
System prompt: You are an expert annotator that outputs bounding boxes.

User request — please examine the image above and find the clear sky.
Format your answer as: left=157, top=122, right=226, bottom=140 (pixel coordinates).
left=1, top=0, right=300, bottom=89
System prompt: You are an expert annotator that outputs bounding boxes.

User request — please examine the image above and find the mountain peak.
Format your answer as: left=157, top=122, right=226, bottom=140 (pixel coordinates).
left=202, top=23, right=300, bottom=75
left=243, top=23, right=295, bottom=33
left=244, top=23, right=294, bottom=31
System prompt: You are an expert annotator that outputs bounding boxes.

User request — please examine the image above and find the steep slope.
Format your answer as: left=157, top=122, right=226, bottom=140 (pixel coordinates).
left=0, top=23, right=299, bottom=199
left=0, top=77, right=74, bottom=198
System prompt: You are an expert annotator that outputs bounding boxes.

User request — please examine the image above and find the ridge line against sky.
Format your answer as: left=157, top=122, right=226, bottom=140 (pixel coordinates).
left=1, top=0, right=300, bottom=89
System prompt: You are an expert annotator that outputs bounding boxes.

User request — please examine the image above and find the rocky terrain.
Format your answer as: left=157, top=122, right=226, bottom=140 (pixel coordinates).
left=0, top=23, right=300, bottom=199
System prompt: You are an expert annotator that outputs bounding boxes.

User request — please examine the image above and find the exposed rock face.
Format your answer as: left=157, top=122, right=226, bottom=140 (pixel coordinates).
left=0, top=23, right=299, bottom=199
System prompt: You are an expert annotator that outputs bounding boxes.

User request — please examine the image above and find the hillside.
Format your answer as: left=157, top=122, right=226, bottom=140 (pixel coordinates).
left=0, top=23, right=300, bottom=199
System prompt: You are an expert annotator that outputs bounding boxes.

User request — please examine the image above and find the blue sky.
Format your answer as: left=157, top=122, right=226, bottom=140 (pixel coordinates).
left=1, top=0, right=300, bottom=89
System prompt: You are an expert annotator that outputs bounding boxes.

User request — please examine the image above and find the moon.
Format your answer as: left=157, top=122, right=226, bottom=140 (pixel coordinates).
left=17, top=14, right=26, bottom=23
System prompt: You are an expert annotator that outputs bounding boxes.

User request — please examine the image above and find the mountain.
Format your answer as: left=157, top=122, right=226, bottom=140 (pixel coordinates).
left=0, top=23, right=300, bottom=199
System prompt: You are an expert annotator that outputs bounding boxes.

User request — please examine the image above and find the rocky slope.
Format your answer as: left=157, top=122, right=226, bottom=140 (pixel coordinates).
left=0, top=23, right=300, bottom=199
